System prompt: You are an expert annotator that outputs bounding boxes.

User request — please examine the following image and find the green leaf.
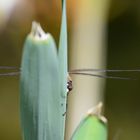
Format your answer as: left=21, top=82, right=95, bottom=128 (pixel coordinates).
left=59, top=0, right=67, bottom=97
left=58, top=0, right=68, bottom=139
left=20, top=22, right=61, bottom=140
left=71, top=103, right=108, bottom=140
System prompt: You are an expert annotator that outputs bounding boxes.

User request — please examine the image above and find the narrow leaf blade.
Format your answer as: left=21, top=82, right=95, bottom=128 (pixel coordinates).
left=58, top=0, right=68, bottom=139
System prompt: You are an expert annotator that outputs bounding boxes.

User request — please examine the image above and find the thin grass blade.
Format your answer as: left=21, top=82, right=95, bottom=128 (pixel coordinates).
left=58, top=0, right=68, bottom=139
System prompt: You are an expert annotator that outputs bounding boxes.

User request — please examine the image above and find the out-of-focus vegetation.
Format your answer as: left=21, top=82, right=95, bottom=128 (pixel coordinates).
left=0, top=0, right=140, bottom=140
left=106, top=1, right=140, bottom=140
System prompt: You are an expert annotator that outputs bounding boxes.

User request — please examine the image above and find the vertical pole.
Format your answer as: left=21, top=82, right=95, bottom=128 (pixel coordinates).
left=66, top=0, right=110, bottom=139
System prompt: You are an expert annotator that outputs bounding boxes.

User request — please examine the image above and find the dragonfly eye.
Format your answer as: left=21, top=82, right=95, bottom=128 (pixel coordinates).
left=67, top=75, right=73, bottom=93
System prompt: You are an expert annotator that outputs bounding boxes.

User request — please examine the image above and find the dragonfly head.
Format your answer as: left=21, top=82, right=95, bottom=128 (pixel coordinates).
left=67, top=75, right=73, bottom=93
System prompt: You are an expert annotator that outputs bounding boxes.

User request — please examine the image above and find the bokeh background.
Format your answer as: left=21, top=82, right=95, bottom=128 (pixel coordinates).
left=0, top=0, right=140, bottom=140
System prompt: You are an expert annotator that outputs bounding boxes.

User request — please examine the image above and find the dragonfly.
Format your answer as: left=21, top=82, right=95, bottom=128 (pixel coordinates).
left=1, top=66, right=140, bottom=93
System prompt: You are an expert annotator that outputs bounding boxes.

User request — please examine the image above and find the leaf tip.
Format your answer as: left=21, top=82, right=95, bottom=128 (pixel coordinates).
left=30, top=21, right=49, bottom=40
left=87, top=102, right=107, bottom=124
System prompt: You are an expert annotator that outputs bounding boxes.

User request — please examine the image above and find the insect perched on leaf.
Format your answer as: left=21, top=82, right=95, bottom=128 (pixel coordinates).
left=1, top=66, right=140, bottom=93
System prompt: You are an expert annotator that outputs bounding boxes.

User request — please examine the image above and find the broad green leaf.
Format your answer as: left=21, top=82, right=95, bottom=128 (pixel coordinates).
left=71, top=103, right=108, bottom=140
left=20, top=22, right=61, bottom=140
left=58, top=0, right=68, bottom=139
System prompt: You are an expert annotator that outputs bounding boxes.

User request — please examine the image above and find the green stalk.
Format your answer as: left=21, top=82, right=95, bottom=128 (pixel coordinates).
left=20, top=22, right=62, bottom=140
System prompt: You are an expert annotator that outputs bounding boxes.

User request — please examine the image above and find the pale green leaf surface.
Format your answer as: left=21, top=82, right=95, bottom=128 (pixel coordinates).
left=20, top=23, right=61, bottom=140
left=59, top=0, right=67, bottom=97
left=58, top=0, right=68, bottom=139
left=71, top=115, right=108, bottom=140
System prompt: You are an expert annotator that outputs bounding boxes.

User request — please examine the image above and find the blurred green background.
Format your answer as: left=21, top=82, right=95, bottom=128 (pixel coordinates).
left=106, top=2, right=140, bottom=139
left=0, top=0, right=140, bottom=140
